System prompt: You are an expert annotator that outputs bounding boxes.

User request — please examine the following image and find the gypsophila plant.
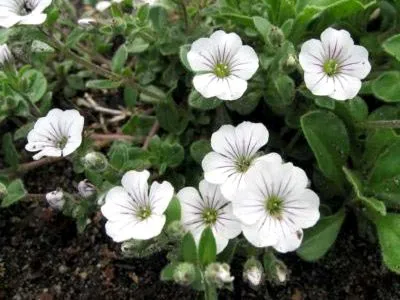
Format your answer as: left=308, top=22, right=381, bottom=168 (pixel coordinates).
left=1, top=0, right=400, bottom=298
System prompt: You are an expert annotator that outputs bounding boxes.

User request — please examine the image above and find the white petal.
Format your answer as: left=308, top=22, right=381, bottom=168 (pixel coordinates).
left=230, top=45, right=259, bottom=80
left=241, top=217, right=280, bottom=248
left=210, top=124, right=237, bottom=158
left=213, top=203, right=241, bottom=240
left=219, top=171, right=247, bottom=201
left=211, top=31, right=243, bottom=57
left=149, top=181, right=174, bottom=215
left=129, top=214, right=166, bottom=240
left=32, top=147, right=62, bottom=160
left=283, top=189, right=320, bottom=229
left=339, top=45, right=371, bottom=79
left=177, top=187, right=205, bottom=232
left=33, top=0, right=53, bottom=12
left=215, top=76, right=247, bottom=101
left=105, top=218, right=138, bottom=242
left=19, top=14, right=47, bottom=25
left=212, top=232, right=229, bottom=254
left=187, top=37, right=215, bottom=72
left=320, top=28, right=354, bottom=60
left=58, top=109, right=84, bottom=138
left=299, top=39, right=325, bottom=73
left=254, top=152, right=283, bottom=165
left=193, top=73, right=223, bottom=99
left=62, top=140, right=82, bottom=157
left=233, top=189, right=265, bottom=226
left=0, top=14, right=22, bottom=28
left=202, top=152, right=236, bottom=185
left=121, top=170, right=150, bottom=204
left=273, top=229, right=303, bottom=253
left=101, top=186, right=134, bottom=221
left=304, top=72, right=335, bottom=96
left=329, top=74, right=362, bottom=101
left=271, top=163, right=309, bottom=197
left=198, top=179, right=224, bottom=203
left=234, top=121, right=269, bottom=157
left=96, top=1, right=111, bottom=11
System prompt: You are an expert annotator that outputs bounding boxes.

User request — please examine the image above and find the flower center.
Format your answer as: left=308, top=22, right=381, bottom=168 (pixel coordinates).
left=214, top=63, right=230, bottom=78
left=202, top=208, right=218, bottom=225
left=265, top=195, right=283, bottom=218
left=323, top=59, right=339, bottom=76
left=235, top=156, right=253, bottom=173
left=56, top=136, right=69, bottom=149
left=137, top=207, right=152, bottom=220
left=20, top=1, right=34, bottom=15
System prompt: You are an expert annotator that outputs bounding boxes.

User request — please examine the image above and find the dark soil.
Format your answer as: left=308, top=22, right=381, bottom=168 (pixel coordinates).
left=1, top=161, right=400, bottom=300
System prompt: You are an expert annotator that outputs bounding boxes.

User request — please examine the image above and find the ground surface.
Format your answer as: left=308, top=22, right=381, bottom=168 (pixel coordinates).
left=1, top=160, right=400, bottom=300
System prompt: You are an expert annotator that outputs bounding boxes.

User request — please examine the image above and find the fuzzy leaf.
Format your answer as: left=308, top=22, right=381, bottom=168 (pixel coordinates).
left=1, top=179, right=27, bottom=207
left=198, top=227, right=216, bottom=266
left=181, top=232, right=198, bottom=264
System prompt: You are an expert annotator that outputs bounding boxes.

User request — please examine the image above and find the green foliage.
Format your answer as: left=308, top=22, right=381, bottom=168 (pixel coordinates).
left=198, top=227, right=217, bottom=266
left=1, top=179, right=27, bottom=207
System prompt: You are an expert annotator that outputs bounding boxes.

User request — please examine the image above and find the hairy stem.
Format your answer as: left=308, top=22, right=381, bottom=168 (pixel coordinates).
left=142, top=121, right=160, bottom=150
left=358, top=120, right=400, bottom=129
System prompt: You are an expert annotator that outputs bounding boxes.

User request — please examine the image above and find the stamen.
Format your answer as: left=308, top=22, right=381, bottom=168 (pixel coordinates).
left=323, top=59, right=339, bottom=76
left=202, top=208, right=218, bottom=225
left=235, top=156, right=253, bottom=173
left=265, top=195, right=283, bottom=219
left=214, top=63, right=230, bottom=78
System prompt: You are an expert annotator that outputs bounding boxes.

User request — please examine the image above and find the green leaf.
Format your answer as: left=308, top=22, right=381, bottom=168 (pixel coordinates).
left=190, top=140, right=212, bottom=164
left=123, top=86, right=137, bottom=108
left=179, top=44, right=192, bottom=71
left=1, top=179, right=27, bottom=207
left=372, top=71, right=400, bottom=102
left=165, top=197, right=181, bottom=224
left=2, top=133, right=19, bottom=168
left=198, top=227, right=216, bottom=266
left=148, top=137, right=185, bottom=174
left=109, top=144, right=129, bottom=170
left=139, top=85, right=165, bottom=104
left=368, top=140, right=400, bottom=205
left=253, top=16, right=272, bottom=42
left=297, top=209, right=345, bottom=261
left=301, top=110, right=350, bottom=189
left=156, top=99, right=188, bottom=134
left=112, top=44, right=128, bottom=73
left=188, top=90, right=222, bottom=111
left=181, top=233, right=198, bottom=263
left=22, top=69, right=47, bottom=103
left=375, top=213, right=400, bottom=274
left=226, top=90, right=261, bottom=115
left=382, top=34, right=400, bottom=62
left=126, top=37, right=150, bottom=53
left=343, top=167, right=386, bottom=216
left=160, top=262, right=179, bottom=281
left=14, top=122, right=34, bottom=140
left=264, top=74, right=295, bottom=107
left=66, top=28, right=87, bottom=47
left=86, top=79, right=121, bottom=89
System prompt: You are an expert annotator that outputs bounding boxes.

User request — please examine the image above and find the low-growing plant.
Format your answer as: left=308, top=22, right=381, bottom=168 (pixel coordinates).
left=1, top=0, right=400, bottom=298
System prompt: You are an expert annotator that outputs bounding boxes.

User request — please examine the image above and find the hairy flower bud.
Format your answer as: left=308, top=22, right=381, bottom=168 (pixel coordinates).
left=205, top=263, right=234, bottom=288
left=0, top=183, right=7, bottom=199
left=275, top=260, right=288, bottom=283
left=173, top=262, right=196, bottom=286
left=268, top=26, right=284, bottom=47
left=166, top=221, right=186, bottom=240
left=46, top=189, right=65, bottom=210
left=82, top=152, right=108, bottom=172
left=78, top=179, right=96, bottom=198
left=243, top=258, right=263, bottom=288
left=78, top=18, right=97, bottom=27
left=0, top=44, right=13, bottom=67
left=282, top=54, right=298, bottom=73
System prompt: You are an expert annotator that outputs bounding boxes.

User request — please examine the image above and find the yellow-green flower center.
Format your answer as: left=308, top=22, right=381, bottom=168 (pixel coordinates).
left=265, top=195, right=283, bottom=218
left=214, top=63, right=230, bottom=78
left=137, top=207, right=152, bottom=220
left=323, top=59, right=339, bottom=76
left=202, top=208, right=218, bottom=225
left=235, top=156, right=253, bottom=173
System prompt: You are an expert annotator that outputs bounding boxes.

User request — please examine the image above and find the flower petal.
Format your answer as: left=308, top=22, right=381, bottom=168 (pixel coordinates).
left=32, top=147, right=62, bottom=160
left=192, top=73, right=223, bottom=99
left=230, top=45, right=259, bottom=80
left=299, top=39, right=325, bottom=73
left=232, top=189, right=265, bottom=225
left=211, top=30, right=243, bottom=57
left=339, top=45, right=371, bottom=80
left=121, top=170, right=150, bottom=204
left=129, top=214, right=166, bottom=240
left=304, top=72, right=335, bottom=96
left=149, top=181, right=174, bottom=215
left=241, top=217, right=280, bottom=248
left=329, top=74, right=362, bottom=100
left=215, top=76, right=248, bottom=101
left=177, top=187, right=205, bottom=232
left=105, top=218, right=139, bottom=242
left=320, top=28, right=354, bottom=60
left=219, top=172, right=247, bottom=201
left=234, top=121, right=269, bottom=157
left=210, top=124, right=237, bottom=158
left=101, top=186, right=134, bottom=221
left=187, top=37, right=216, bottom=72
left=19, top=14, right=47, bottom=25
left=202, top=152, right=236, bottom=185
left=273, top=229, right=303, bottom=253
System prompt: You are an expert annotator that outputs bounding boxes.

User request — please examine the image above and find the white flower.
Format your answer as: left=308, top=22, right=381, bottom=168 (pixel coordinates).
left=0, top=0, right=52, bottom=28
left=299, top=27, right=371, bottom=101
left=95, top=1, right=112, bottom=11
left=187, top=30, right=259, bottom=101
left=46, top=189, right=64, bottom=210
left=233, top=160, right=320, bottom=253
left=0, top=44, right=13, bottom=66
left=177, top=180, right=241, bottom=254
left=244, top=266, right=263, bottom=287
left=205, top=263, right=234, bottom=288
left=101, top=170, right=174, bottom=242
left=77, top=18, right=97, bottom=27
left=202, top=121, right=282, bottom=201
left=25, top=109, right=84, bottom=160
left=78, top=179, right=96, bottom=198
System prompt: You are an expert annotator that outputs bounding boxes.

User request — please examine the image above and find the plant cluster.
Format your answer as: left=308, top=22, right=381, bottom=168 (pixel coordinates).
left=1, top=0, right=400, bottom=298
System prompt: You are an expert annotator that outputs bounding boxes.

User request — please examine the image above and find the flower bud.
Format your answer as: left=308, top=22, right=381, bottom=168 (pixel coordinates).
left=78, top=179, right=96, bottom=198
left=0, top=44, right=13, bottom=67
left=173, top=262, right=196, bottom=286
left=275, top=260, right=288, bottom=283
left=243, top=258, right=263, bottom=288
left=268, top=26, right=284, bottom=47
left=78, top=18, right=97, bottom=27
left=82, top=152, right=108, bottom=172
left=0, top=183, right=7, bottom=199
left=205, top=263, right=234, bottom=288
left=46, top=189, right=65, bottom=210
left=281, top=54, right=298, bottom=73
left=166, top=221, right=186, bottom=240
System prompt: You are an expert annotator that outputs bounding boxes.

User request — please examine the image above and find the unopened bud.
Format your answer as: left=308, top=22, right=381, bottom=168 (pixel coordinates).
left=121, top=239, right=146, bottom=257
left=96, top=1, right=111, bottom=12
left=268, top=26, right=284, bottom=46
left=78, top=18, right=97, bottom=27
left=78, top=179, right=96, bottom=198
left=205, top=263, right=234, bottom=288
left=282, top=54, right=297, bottom=73
left=46, top=189, right=65, bottom=210
left=0, top=44, right=13, bottom=67
left=243, top=258, right=263, bottom=288
left=275, top=260, right=288, bottom=283
left=0, top=183, right=7, bottom=199
left=166, top=221, right=186, bottom=240
left=82, top=152, right=108, bottom=172
left=173, top=262, right=196, bottom=286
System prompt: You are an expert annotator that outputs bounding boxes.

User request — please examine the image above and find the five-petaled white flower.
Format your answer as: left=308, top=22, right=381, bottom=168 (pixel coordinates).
left=177, top=180, right=241, bottom=253
left=25, top=109, right=84, bottom=160
left=101, top=170, right=174, bottom=242
left=0, top=44, right=13, bottom=66
left=233, top=160, right=320, bottom=253
left=187, top=30, right=259, bottom=101
left=299, top=27, right=371, bottom=101
left=0, top=0, right=52, bottom=28
left=202, top=121, right=282, bottom=201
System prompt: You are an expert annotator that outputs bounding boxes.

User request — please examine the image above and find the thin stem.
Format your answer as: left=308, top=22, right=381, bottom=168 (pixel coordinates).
left=358, top=120, right=400, bottom=129
left=142, top=121, right=160, bottom=150
left=179, top=0, right=189, bottom=33
left=90, top=133, right=138, bottom=142
left=0, top=157, right=64, bottom=177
